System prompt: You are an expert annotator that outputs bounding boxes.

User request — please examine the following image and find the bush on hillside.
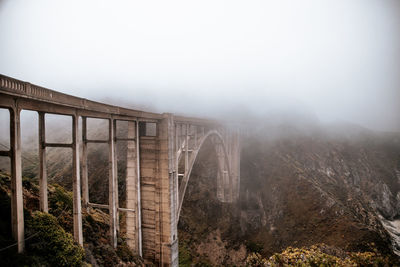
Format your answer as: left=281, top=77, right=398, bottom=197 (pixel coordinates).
left=245, top=252, right=267, bottom=267
left=245, top=244, right=395, bottom=267
left=49, top=184, right=73, bottom=213
left=28, top=211, right=84, bottom=267
left=49, top=184, right=74, bottom=232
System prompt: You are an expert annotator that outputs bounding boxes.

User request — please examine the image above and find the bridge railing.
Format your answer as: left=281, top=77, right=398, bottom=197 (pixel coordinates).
left=0, top=74, right=161, bottom=120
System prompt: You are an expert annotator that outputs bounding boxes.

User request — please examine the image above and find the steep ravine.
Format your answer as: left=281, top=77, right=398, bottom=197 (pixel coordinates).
left=1, top=120, right=399, bottom=265
left=179, top=122, right=400, bottom=265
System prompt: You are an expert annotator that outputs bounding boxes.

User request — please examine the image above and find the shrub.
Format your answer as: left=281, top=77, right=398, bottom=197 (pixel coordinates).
left=28, top=211, right=84, bottom=267
left=349, top=251, right=391, bottom=266
left=49, top=184, right=74, bottom=232
left=245, top=244, right=396, bottom=267
left=49, top=184, right=73, bottom=212
left=267, top=246, right=351, bottom=266
left=245, top=252, right=267, bottom=267
left=117, top=242, right=135, bottom=262
left=179, top=241, right=192, bottom=267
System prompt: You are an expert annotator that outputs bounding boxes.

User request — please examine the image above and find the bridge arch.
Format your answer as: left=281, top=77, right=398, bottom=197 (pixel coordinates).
left=175, top=129, right=232, bottom=221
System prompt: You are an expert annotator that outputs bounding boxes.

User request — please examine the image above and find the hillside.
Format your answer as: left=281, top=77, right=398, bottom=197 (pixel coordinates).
left=178, top=119, right=400, bottom=265
left=0, top=118, right=399, bottom=266
left=0, top=171, right=143, bottom=266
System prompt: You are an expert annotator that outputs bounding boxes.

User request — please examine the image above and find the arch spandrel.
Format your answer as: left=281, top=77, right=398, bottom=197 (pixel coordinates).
left=173, top=123, right=240, bottom=221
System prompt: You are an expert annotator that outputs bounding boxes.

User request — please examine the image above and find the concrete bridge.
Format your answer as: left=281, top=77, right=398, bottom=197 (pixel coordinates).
left=0, top=74, right=240, bottom=266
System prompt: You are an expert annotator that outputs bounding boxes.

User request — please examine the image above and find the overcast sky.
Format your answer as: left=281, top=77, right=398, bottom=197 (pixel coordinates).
left=0, top=0, right=399, bottom=131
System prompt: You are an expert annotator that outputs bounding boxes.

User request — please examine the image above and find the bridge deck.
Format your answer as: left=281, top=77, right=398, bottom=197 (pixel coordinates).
left=0, top=74, right=218, bottom=126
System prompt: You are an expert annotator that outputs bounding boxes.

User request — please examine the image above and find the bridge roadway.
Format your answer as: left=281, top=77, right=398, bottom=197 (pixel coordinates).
left=0, top=74, right=240, bottom=266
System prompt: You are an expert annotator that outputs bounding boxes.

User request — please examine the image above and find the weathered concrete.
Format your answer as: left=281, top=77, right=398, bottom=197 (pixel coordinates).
left=125, top=121, right=140, bottom=253
left=72, top=114, right=83, bottom=245
left=109, top=118, right=117, bottom=248
left=81, top=117, right=89, bottom=211
left=10, top=106, right=24, bottom=253
left=38, top=112, right=48, bottom=212
left=0, top=74, right=240, bottom=265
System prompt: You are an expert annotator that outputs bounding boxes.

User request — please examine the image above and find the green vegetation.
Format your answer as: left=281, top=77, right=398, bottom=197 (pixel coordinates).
left=50, top=184, right=73, bottom=212
left=117, top=242, right=135, bottom=262
left=245, top=244, right=396, bottom=267
left=0, top=171, right=144, bottom=266
left=28, top=211, right=85, bottom=267
left=245, top=252, right=268, bottom=266
left=349, top=251, right=393, bottom=266
left=179, top=240, right=192, bottom=266
left=49, top=184, right=74, bottom=232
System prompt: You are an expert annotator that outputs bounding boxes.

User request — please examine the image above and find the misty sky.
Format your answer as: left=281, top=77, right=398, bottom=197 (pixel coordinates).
left=0, top=0, right=399, bottom=131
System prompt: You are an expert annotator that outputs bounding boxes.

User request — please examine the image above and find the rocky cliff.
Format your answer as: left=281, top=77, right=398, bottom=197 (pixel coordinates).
left=179, top=118, right=400, bottom=265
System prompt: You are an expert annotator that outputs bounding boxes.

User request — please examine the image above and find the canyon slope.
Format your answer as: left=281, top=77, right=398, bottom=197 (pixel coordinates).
left=1, top=116, right=399, bottom=265
left=179, top=117, right=400, bottom=265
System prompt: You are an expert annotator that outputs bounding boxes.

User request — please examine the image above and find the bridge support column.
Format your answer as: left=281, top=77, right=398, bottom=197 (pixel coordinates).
left=126, top=120, right=142, bottom=255
left=109, top=118, right=117, bottom=248
left=230, top=130, right=240, bottom=200
left=169, top=116, right=179, bottom=267
left=10, top=106, right=24, bottom=253
left=38, top=112, right=48, bottom=212
left=81, top=117, right=89, bottom=210
left=72, top=115, right=83, bottom=245
left=214, top=140, right=227, bottom=202
left=158, top=114, right=179, bottom=266
left=114, top=120, right=119, bottom=233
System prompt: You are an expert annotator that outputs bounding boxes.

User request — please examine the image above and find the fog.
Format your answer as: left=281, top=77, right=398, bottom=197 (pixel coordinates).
left=0, top=0, right=399, bottom=131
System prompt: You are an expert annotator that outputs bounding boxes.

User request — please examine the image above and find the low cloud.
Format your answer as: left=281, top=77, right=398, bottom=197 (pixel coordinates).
left=0, top=0, right=399, bottom=131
